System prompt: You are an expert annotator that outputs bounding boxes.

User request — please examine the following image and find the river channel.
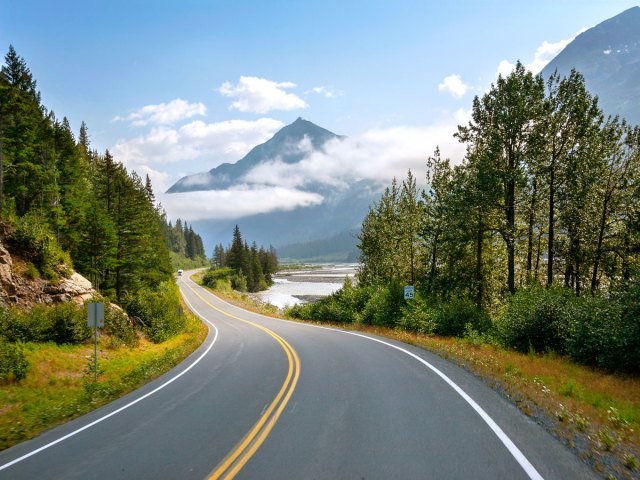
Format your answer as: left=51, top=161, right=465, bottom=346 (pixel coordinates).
left=254, top=264, right=358, bottom=309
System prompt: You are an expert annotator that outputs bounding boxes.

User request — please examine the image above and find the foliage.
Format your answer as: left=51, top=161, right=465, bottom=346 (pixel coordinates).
left=0, top=336, right=28, bottom=383
left=0, top=303, right=90, bottom=344
left=124, top=282, right=186, bottom=343
left=495, top=286, right=575, bottom=354
left=103, top=306, right=139, bottom=348
left=164, top=218, right=206, bottom=263
left=207, top=226, right=278, bottom=293
left=9, top=211, right=73, bottom=281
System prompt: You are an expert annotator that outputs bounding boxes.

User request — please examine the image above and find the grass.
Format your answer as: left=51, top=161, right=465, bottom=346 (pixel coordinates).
left=200, top=281, right=640, bottom=480
left=0, top=301, right=207, bottom=451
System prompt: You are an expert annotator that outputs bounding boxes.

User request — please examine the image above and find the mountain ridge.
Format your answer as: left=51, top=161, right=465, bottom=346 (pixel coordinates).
left=166, top=117, right=344, bottom=193
left=541, top=6, right=640, bottom=125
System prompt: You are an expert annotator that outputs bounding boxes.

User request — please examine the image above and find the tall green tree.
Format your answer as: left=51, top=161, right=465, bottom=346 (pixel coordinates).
left=457, top=62, right=545, bottom=294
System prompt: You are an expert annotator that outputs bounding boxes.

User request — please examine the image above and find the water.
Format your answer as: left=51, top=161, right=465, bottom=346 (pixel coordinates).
left=254, top=264, right=358, bottom=309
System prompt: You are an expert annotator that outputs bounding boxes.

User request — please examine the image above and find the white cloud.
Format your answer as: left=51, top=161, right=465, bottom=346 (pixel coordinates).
left=219, top=76, right=308, bottom=114
left=244, top=119, right=466, bottom=190
left=438, top=74, right=470, bottom=99
left=310, top=86, right=343, bottom=98
left=112, top=98, right=206, bottom=126
left=158, top=185, right=324, bottom=221
left=112, top=117, right=284, bottom=190
left=495, top=27, right=588, bottom=77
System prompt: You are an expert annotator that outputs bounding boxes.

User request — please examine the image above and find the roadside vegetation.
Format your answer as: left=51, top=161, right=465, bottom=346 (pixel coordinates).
left=285, top=64, right=639, bottom=479
left=0, top=47, right=210, bottom=450
left=204, top=225, right=278, bottom=293
left=0, top=296, right=207, bottom=450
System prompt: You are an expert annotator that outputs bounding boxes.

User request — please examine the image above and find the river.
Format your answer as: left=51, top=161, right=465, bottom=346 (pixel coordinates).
left=254, top=264, right=358, bottom=309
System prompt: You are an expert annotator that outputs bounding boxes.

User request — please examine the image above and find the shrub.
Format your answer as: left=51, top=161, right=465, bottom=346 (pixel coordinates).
left=44, top=302, right=91, bottom=344
left=125, top=282, right=186, bottom=343
left=432, top=295, right=491, bottom=337
left=566, top=283, right=640, bottom=373
left=398, top=295, right=437, bottom=335
left=0, top=305, right=54, bottom=343
left=10, top=211, right=73, bottom=279
left=104, top=305, right=139, bottom=348
left=359, top=282, right=404, bottom=327
left=495, top=286, right=574, bottom=354
left=0, top=337, right=29, bottom=383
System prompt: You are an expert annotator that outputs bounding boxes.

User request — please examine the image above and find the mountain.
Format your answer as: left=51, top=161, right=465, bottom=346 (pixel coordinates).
left=167, top=117, right=344, bottom=193
left=167, top=118, right=382, bottom=259
left=541, top=6, right=640, bottom=125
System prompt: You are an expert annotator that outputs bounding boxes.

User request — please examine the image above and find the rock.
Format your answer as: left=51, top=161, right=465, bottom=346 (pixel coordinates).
left=0, top=237, right=96, bottom=308
left=42, top=272, right=96, bottom=306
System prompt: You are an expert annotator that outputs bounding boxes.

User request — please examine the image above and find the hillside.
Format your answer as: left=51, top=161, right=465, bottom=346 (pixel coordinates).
left=542, top=6, right=640, bottom=125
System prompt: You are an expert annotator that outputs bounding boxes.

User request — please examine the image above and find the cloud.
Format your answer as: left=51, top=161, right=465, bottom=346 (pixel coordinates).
left=158, top=185, right=324, bottom=221
left=244, top=119, right=466, bottom=190
left=219, top=76, right=308, bottom=114
left=111, top=117, right=284, bottom=190
left=310, top=86, right=343, bottom=98
left=112, top=98, right=206, bottom=126
left=496, top=27, right=588, bottom=76
left=438, top=74, right=470, bottom=99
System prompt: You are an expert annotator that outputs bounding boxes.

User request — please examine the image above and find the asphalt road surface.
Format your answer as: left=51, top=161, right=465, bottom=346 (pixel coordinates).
left=0, top=272, right=596, bottom=479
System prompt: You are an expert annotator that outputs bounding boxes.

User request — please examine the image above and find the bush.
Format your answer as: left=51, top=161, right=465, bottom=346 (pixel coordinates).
left=104, top=305, right=139, bottom=348
left=359, top=282, right=404, bottom=327
left=45, top=303, right=92, bottom=344
left=496, top=286, right=574, bottom=354
left=567, top=284, right=640, bottom=373
left=0, top=337, right=29, bottom=383
left=10, top=211, right=73, bottom=280
left=398, top=295, right=438, bottom=335
left=432, top=295, right=491, bottom=337
left=125, top=282, right=186, bottom=343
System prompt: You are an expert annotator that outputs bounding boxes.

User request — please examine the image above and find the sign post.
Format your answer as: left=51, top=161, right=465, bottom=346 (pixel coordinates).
left=87, top=302, right=104, bottom=382
left=404, top=285, right=415, bottom=300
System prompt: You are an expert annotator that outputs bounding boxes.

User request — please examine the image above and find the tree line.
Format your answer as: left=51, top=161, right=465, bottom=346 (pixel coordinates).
left=290, top=63, right=640, bottom=373
left=360, top=63, right=638, bottom=304
left=205, top=225, right=278, bottom=292
left=0, top=45, right=201, bottom=303
left=164, top=218, right=206, bottom=261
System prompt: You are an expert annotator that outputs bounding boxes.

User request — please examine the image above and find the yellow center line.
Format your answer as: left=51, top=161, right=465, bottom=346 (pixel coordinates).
left=181, top=280, right=300, bottom=480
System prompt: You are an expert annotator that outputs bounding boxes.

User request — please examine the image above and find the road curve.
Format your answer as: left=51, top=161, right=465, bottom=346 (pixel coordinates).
left=0, top=272, right=595, bottom=479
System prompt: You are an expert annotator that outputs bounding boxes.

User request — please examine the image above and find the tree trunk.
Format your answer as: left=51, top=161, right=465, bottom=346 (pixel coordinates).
left=591, top=194, right=610, bottom=294
left=547, top=162, right=555, bottom=287
left=526, top=178, right=537, bottom=281
left=475, top=210, right=484, bottom=308
left=507, top=148, right=516, bottom=295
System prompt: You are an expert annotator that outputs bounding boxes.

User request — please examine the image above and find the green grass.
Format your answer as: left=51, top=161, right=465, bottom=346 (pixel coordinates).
left=0, top=306, right=207, bottom=450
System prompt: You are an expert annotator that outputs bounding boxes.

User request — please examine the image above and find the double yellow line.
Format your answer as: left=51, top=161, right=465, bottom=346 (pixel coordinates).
left=183, top=281, right=300, bottom=480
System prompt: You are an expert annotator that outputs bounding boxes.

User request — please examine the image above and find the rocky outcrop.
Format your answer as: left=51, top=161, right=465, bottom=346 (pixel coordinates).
left=0, top=239, right=96, bottom=308
left=42, top=273, right=96, bottom=305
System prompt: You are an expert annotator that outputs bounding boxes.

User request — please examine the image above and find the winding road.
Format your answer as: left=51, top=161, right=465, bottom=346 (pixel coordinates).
left=0, top=273, right=595, bottom=479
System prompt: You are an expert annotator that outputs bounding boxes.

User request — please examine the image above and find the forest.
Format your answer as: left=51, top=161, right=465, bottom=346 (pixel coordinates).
left=289, top=63, right=640, bottom=374
left=0, top=45, right=209, bottom=372
left=204, top=225, right=278, bottom=293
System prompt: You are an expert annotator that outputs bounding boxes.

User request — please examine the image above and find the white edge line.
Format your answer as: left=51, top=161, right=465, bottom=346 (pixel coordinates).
left=0, top=286, right=218, bottom=472
left=314, top=327, right=544, bottom=480
left=196, top=285, right=544, bottom=480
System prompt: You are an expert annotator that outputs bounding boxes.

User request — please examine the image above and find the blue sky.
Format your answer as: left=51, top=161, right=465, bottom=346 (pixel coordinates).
left=2, top=0, right=638, bottom=221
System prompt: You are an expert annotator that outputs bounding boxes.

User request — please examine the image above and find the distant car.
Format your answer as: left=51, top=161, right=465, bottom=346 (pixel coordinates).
left=177, top=269, right=184, bottom=276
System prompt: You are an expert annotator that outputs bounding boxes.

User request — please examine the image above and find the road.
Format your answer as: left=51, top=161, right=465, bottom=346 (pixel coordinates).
left=0, top=273, right=596, bottom=479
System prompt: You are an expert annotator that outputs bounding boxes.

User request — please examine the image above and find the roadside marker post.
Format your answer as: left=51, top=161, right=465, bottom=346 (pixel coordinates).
left=87, top=302, right=105, bottom=382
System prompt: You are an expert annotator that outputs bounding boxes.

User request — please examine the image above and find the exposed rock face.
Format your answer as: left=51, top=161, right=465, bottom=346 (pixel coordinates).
left=0, top=239, right=96, bottom=308
left=42, top=273, right=96, bottom=306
